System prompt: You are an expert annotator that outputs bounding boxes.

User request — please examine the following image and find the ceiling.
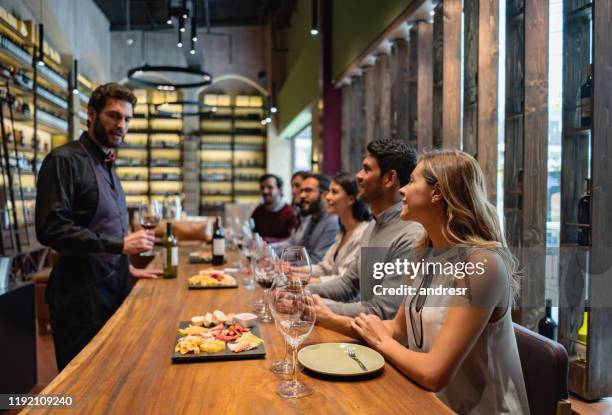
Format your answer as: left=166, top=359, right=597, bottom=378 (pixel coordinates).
left=94, top=0, right=295, bottom=31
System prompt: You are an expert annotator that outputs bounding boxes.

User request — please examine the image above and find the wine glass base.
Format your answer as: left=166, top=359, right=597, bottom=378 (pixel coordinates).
left=277, top=380, right=313, bottom=399
left=270, top=359, right=292, bottom=375
left=259, top=315, right=273, bottom=323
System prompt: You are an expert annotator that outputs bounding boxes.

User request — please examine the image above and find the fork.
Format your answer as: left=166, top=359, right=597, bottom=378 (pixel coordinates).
left=346, top=346, right=368, bottom=371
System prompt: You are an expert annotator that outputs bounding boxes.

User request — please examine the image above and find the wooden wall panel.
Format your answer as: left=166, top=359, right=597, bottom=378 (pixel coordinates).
left=433, top=7, right=443, bottom=148
left=588, top=0, right=612, bottom=399
left=341, top=84, right=352, bottom=172
left=442, top=0, right=463, bottom=149
left=349, top=75, right=366, bottom=173
left=503, top=0, right=524, bottom=250
left=362, top=66, right=376, bottom=145
left=477, top=0, right=499, bottom=203
left=417, top=22, right=434, bottom=151
left=374, top=53, right=392, bottom=140
left=463, top=0, right=479, bottom=157
left=390, top=38, right=411, bottom=143
left=520, top=0, right=548, bottom=329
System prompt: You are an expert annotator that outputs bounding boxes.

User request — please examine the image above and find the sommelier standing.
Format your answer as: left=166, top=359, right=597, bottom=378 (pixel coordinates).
left=36, top=83, right=159, bottom=370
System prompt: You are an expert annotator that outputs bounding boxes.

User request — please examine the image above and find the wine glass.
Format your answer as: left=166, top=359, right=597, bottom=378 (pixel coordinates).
left=271, top=280, right=316, bottom=398
left=252, top=245, right=277, bottom=323
left=269, top=269, right=292, bottom=375
left=138, top=200, right=162, bottom=257
left=281, top=246, right=312, bottom=287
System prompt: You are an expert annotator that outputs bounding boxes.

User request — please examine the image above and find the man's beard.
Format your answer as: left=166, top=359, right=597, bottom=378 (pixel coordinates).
left=93, top=118, right=121, bottom=148
left=301, top=198, right=322, bottom=216
left=359, top=180, right=383, bottom=204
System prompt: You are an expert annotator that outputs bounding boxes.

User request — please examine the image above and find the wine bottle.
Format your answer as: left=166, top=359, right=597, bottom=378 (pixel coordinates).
left=580, top=64, right=593, bottom=128
left=576, top=300, right=589, bottom=363
left=538, top=298, right=557, bottom=341
left=163, top=222, right=178, bottom=278
left=577, top=178, right=592, bottom=246
left=212, top=216, right=225, bottom=266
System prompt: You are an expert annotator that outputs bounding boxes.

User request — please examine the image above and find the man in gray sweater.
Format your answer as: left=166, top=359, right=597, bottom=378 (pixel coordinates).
left=310, top=139, right=422, bottom=331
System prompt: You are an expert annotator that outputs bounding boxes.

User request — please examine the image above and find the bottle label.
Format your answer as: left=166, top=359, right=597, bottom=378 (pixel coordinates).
left=213, top=239, right=225, bottom=256
left=581, top=97, right=592, bottom=118
left=172, top=246, right=178, bottom=266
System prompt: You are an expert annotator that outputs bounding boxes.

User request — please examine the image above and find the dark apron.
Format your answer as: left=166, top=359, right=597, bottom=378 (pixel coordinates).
left=47, top=141, right=132, bottom=371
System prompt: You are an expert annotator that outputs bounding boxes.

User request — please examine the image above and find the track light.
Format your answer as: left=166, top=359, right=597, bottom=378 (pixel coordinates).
left=72, top=59, right=79, bottom=95
left=37, top=23, right=45, bottom=66
left=310, top=0, right=318, bottom=36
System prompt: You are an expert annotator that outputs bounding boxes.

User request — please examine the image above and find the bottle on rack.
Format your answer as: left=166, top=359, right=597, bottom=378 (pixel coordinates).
left=580, top=64, right=593, bottom=128
left=163, top=222, right=178, bottom=279
left=576, top=300, right=589, bottom=363
left=212, top=216, right=225, bottom=266
left=577, top=178, right=592, bottom=246
left=537, top=298, right=557, bottom=341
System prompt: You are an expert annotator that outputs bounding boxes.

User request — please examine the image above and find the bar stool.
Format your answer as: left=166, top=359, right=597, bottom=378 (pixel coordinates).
left=513, top=323, right=571, bottom=415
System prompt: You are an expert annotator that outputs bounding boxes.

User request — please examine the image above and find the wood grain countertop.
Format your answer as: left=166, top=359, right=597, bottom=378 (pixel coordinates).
left=21, top=245, right=453, bottom=415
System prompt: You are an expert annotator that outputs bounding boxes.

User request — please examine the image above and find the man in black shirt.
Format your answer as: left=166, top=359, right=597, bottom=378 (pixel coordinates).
left=36, top=83, right=159, bottom=370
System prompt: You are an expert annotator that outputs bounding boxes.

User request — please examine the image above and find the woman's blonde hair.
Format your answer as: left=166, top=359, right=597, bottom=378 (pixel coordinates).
left=416, top=149, right=520, bottom=300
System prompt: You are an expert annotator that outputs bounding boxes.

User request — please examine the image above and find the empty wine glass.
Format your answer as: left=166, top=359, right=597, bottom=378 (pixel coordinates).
left=269, top=269, right=292, bottom=375
left=281, top=246, right=312, bottom=287
left=138, top=200, right=162, bottom=257
left=271, top=280, right=316, bottom=399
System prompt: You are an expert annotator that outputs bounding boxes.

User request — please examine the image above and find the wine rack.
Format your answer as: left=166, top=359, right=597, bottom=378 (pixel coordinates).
left=199, top=94, right=267, bottom=215
left=0, top=10, right=69, bottom=264
left=118, top=89, right=184, bottom=208
left=557, top=0, right=612, bottom=400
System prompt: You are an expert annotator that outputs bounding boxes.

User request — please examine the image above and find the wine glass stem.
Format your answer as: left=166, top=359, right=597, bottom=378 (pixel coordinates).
left=291, top=344, right=298, bottom=387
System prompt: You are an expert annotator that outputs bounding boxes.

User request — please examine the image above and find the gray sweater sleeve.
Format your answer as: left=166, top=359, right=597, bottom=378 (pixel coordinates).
left=308, top=253, right=360, bottom=301
left=317, top=223, right=421, bottom=319
left=309, top=217, right=340, bottom=263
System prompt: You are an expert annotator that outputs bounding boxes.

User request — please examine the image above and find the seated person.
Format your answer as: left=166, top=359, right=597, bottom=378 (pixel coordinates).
left=347, top=150, right=529, bottom=414
left=251, top=174, right=297, bottom=243
left=311, top=172, right=372, bottom=283
left=309, top=139, right=423, bottom=320
left=290, top=170, right=309, bottom=217
left=274, top=173, right=340, bottom=263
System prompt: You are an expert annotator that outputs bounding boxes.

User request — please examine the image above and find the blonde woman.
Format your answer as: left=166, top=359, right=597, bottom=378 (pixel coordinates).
left=311, top=173, right=372, bottom=282
left=350, top=150, right=529, bottom=414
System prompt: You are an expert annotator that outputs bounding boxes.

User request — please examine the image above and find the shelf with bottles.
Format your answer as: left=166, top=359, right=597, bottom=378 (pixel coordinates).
left=150, top=166, right=181, bottom=182
left=117, top=166, right=148, bottom=182
left=150, top=133, right=181, bottom=149
left=122, top=133, right=148, bottom=149
left=35, top=84, right=69, bottom=114
left=36, top=109, right=68, bottom=133
left=122, top=180, right=148, bottom=196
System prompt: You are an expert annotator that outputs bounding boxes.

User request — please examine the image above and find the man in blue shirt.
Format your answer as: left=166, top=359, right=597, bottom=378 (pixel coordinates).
left=275, top=173, right=340, bottom=263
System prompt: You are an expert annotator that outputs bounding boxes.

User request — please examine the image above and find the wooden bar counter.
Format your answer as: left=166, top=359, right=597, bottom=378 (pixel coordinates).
left=23, top=245, right=453, bottom=414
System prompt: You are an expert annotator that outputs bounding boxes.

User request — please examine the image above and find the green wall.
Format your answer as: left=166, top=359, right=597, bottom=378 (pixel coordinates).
left=331, top=0, right=414, bottom=81
left=279, top=0, right=414, bottom=134
left=278, top=0, right=320, bottom=133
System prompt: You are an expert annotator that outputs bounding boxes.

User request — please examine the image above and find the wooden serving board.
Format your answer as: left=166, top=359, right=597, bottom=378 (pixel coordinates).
left=187, top=282, right=238, bottom=290
left=171, top=321, right=266, bottom=363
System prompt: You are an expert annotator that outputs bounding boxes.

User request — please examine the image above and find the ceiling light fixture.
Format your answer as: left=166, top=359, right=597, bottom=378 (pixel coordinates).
left=72, top=59, right=79, bottom=94
left=154, top=100, right=216, bottom=117
left=310, top=0, right=319, bottom=36
left=37, top=23, right=45, bottom=66
left=127, top=65, right=213, bottom=89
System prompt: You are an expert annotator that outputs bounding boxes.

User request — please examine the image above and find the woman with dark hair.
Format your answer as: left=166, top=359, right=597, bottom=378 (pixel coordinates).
left=310, top=172, right=372, bottom=282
